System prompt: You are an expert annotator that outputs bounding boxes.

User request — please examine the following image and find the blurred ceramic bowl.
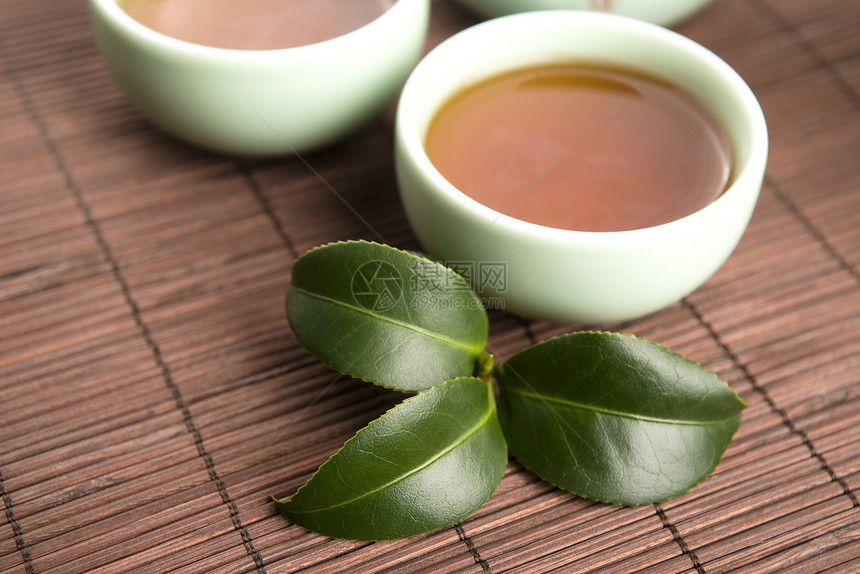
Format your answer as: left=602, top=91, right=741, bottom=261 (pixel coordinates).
left=90, top=0, right=429, bottom=156
left=453, top=0, right=715, bottom=27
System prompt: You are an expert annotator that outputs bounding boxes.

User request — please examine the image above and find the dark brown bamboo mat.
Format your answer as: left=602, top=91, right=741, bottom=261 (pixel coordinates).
left=2, top=0, right=860, bottom=572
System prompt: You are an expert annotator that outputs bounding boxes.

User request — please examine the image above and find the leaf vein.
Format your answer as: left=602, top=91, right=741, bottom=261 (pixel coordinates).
left=293, top=286, right=483, bottom=354
left=507, top=386, right=740, bottom=426
left=287, top=401, right=495, bottom=515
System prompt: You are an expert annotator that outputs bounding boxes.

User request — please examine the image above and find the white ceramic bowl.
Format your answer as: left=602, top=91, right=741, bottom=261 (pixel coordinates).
left=90, top=0, right=429, bottom=156
left=395, top=11, right=768, bottom=323
left=453, top=0, right=715, bottom=28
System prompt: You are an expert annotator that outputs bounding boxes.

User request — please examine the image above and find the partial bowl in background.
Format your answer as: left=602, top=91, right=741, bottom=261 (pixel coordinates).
left=89, top=0, right=430, bottom=156
left=453, top=0, right=715, bottom=27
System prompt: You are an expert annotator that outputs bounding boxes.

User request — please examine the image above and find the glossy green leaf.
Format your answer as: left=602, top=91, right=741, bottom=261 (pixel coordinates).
left=275, top=377, right=508, bottom=540
left=496, top=332, right=746, bottom=505
left=286, top=241, right=488, bottom=392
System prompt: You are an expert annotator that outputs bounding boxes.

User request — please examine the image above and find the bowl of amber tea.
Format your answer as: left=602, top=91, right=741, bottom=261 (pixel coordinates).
left=395, top=11, right=767, bottom=323
left=90, top=0, right=429, bottom=156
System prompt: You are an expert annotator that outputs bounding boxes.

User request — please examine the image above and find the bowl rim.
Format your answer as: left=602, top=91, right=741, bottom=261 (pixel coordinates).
left=452, top=0, right=717, bottom=27
left=396, top=10, right=769, bottom=246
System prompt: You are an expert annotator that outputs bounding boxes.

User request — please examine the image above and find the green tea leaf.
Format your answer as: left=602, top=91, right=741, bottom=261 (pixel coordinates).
left=496, top=332, right=746, bottom=505
left=275, top=377, right=507, bottom=540
left=286, top=241, right=488, bottom=392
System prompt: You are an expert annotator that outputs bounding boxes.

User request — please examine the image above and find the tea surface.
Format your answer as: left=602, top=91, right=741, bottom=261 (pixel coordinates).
left=425, top=64, right=732, bottom=232
left=122, top=0, right=394, bottom=50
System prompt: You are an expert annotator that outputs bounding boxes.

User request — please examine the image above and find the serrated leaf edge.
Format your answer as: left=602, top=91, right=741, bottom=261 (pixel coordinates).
left=508, top=413, right=741, bottom=507
left=498, top=330, right=747, bottom=411
left=287, top=240, right=490, bottom=392
left=498, top=330, right=745, bottom=505
left=291, top=239, right=485, bottom=313
left=273, top=376, right=504, bottom=540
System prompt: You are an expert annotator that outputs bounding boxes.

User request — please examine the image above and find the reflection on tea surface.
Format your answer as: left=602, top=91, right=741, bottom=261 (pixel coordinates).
left=122, top=0, right=395, bottom=50
left=425, top=64, right=732, bottom=232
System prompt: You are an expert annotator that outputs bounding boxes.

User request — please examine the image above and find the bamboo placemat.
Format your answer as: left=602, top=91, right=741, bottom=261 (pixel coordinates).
left=2, top=0, right=859, bottom=572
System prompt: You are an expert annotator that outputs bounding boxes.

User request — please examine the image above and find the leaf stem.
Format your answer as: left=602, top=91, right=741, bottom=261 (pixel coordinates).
left=475, top=351, right=495, bottom=381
